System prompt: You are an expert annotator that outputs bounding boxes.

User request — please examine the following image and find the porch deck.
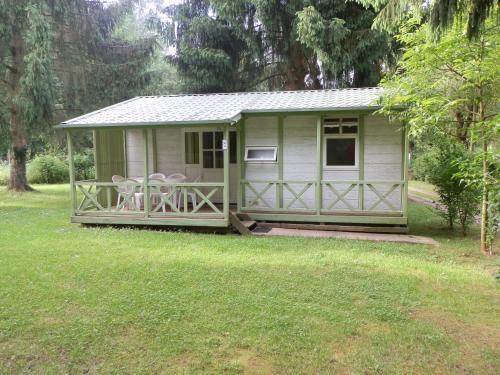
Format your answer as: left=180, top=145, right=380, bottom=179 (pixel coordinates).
left=71, top=178, right=408, bottom=229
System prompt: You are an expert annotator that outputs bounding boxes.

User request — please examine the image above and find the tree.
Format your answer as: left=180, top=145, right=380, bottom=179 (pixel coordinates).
left=156, top=0, right=265, bottom=93
left=0, top=1, right=64, bottom=191
left=296, top=1, right=395, bottom=87
left=358, top=0, right=499, bottom=39
left=0, top=0, right=166, bottom=188
left=158, top=0, right=397, bottom=92
left=379, top=17, right=499, bottom=253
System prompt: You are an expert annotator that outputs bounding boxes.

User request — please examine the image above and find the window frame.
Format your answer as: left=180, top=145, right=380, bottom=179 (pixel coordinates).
left=323, top=118, right=359, bottom=170
left=182, top=128, right=237, bottom=168
left=244, top=146, right=278, bottom=163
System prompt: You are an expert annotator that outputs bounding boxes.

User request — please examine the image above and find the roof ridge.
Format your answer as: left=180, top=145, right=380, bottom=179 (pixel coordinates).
left=136, top=87, right=381, bottom=99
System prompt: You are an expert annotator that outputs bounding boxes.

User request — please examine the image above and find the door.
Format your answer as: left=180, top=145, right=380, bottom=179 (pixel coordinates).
left=183, top=129, right=238, bottom=204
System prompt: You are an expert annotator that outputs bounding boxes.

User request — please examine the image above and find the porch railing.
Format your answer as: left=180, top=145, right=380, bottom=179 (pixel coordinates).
left=73, top=180, right=226, bottom=219
left=241, top=179, right=405, bottom=214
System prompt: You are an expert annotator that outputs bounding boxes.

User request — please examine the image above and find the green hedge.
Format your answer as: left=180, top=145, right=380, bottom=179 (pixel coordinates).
left=27, top=155, right=69, bottom=184
left=0, top=150, right=95, bottom=185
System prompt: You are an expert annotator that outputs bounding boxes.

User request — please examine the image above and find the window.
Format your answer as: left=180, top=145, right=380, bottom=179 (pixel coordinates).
left=244, top=146, right=277, bottom=162
left=323, top=118, right=358, bottom=168
left=203, top=131, right=223, bottom=168
left=200, top=130, right=237, bottom=168
left=326, top=138, right=356, bottom=166
left=229, top=131, right=237, bottom=164
left=184, top=132, right=199, bottom=164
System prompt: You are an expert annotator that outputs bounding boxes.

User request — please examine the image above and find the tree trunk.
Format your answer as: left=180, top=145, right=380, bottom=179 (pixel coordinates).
left=6, top=34, right=32, bottom=192
left=480, top=133, right=489, bottom=254
left=8, top=114, right=31, bottom=192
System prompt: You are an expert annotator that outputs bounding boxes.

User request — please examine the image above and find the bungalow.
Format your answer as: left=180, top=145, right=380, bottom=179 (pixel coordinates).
left=56, top=87, right=409, bottom=233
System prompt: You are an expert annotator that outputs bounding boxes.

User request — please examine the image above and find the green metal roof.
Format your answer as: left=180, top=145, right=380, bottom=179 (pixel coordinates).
left=57, top=87, right=384, bottom=129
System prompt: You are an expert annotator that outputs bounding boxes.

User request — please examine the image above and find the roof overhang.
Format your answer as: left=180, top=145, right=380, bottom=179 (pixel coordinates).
left=56, top=107, right=381, bottom=130
left=55, top=117, right=240, bottom=130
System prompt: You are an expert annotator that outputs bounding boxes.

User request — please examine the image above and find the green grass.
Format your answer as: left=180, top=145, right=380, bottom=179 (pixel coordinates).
left=0, top=185, right=498, bottom=374
left=409, top=180, right=440, bottom=201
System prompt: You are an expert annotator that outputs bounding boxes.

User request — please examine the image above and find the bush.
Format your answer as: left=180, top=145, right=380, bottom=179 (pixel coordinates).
left=74, top=150, right=95, bottom=181
left=411, top=150, right=437, bottom=182
left=413, top=140, right=480, bottom=235
left=0, top=161, right=9, bottom=186
left=27, top=154, right=69, bottom=184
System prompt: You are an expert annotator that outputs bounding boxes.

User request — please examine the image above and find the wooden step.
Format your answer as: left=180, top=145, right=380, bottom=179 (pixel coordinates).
left=229, top=211, right=253, bottom=235
left=236, top=212, right=252, bottom=221
left=241, top=220, right=257, bottom=230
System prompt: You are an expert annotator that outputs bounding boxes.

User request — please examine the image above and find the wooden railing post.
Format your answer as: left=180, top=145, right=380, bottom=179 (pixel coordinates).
left=143, top=129, right=150, bottom=218
left=66, top=130, right=77, bottom=216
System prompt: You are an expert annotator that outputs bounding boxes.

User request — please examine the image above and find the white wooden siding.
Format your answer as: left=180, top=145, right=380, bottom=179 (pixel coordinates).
left=155, top=128, right=183, bottom=175
left=283, top=116, right=316, bottom=210
left=243, top=117, right=278, bottom=208
left=363, top=115, right=402, bottom=210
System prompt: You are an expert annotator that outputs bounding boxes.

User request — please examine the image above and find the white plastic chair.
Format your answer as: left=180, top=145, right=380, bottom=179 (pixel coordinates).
left=149, top=173, right=166, bottom=179
left=178, top=176, right=201, bottom=210
left=166, top=173, right=187, bottom=182
left=113, top=176, right=139, bottom=210
left=112, top=175, right=126, bottom=207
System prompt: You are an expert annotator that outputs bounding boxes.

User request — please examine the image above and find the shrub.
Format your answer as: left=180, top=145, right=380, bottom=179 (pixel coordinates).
left=414, top=140, right=480, bottom=235
left=411, top=149, right=437, bottom=182
left=0, top=161, right=9, bottom=186
left=27, top=154, right=69, bottom=184
left=74, top=150, right=95, bottom=181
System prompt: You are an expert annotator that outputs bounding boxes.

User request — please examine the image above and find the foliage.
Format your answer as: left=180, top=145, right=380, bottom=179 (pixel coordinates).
left=0, top=0, right=174, bottom=189
left=27, top=154, right=69, bottom=184
left=357, top=0, right=499, bottom=39
left=0, top=161, right=8, bottom=185
left=296, top=2, right=395, bottom=87
left=73, top=150, right=95, bottom=181
left=158, top=0, right=397, bottom=92
left=455, top=150, right=500, bottom=248
left=0, top=184, right=499, bottom=373
left=157, top=0, right=264, bottom=92
left=379, top=16, right=499, bottom=252
left=412, top=137, right=480, bottom=235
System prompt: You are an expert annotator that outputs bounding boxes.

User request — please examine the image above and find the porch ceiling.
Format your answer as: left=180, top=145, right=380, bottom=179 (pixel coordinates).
left=56, top=87, right=384, bottom=129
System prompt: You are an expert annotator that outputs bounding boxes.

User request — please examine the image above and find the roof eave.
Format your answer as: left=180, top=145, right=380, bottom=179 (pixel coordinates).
left=55, top=118, right=238, bottom=130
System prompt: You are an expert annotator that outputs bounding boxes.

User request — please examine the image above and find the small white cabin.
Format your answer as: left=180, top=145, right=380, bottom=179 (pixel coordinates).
left=57, top=88, right=409, bottom=231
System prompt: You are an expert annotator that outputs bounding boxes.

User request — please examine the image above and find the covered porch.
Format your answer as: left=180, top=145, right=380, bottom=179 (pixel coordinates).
left=67, top=124, right=232, bottom=228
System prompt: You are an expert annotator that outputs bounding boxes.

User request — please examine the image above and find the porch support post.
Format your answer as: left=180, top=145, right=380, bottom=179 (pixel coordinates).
left=277, top=116, right=284, bottom=209
left=152, top=129, right=158, bottom=172
left=122, top=130, right=128, bottom=178
left=358, top=115, right=365, bottom=211
left=143, top=129, right=150, bottom=218
left=223, top=124, right=230, bottom=221
left=315, top=116, right=322, bottom=215
left=238, top=118, right=246, bottom=211
left=67, top=130, right=76, bottom=216
left=402, top=122, right=409, bottom=217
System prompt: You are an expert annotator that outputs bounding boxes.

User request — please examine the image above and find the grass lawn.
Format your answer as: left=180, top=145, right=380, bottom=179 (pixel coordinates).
left=0, top=185, right=499, bottom=374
